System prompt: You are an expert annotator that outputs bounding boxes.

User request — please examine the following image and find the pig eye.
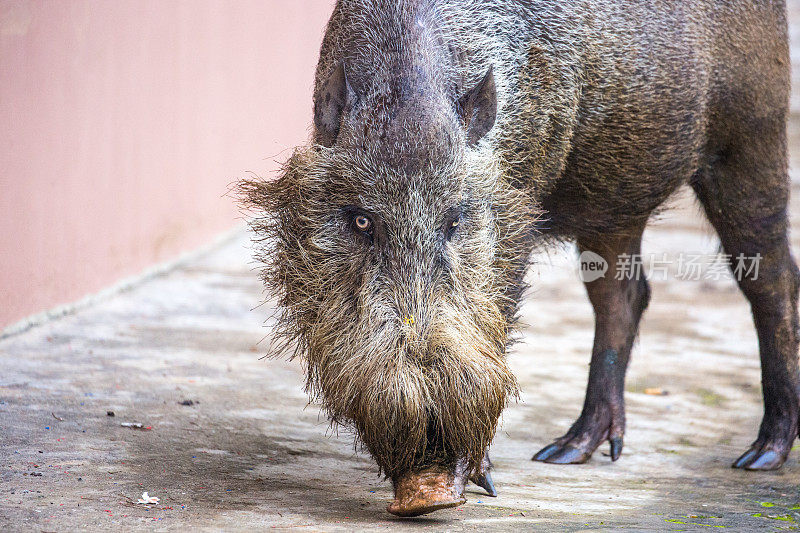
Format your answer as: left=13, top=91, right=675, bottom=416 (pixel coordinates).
left=354, top=215, right=372, bottom=232
left=342, top=206, right=375, bottom=240
left=443, top=208, right=462, bottom=241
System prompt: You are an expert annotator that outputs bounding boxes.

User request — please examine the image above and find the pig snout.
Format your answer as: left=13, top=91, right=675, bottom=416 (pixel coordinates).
left=387, top=464, right=468, bottom=517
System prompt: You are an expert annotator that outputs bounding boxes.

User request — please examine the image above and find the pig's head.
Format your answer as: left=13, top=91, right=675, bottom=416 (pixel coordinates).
left=241, top=61, right=537, bottom=512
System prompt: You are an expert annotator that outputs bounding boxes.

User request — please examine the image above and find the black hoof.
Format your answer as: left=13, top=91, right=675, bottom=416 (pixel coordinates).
left=543, top=445, right=589, bottom=464
left=470, top=470, right=498, bottom=497
left=532, top=443, right=560, bottom=462
left=732, top=447, right=786, bottom=471
left=533, top=444, right=590, bottom=464
left=533, top=436, right=622, bottom=465
left=610, top=437, right=623, bottom=461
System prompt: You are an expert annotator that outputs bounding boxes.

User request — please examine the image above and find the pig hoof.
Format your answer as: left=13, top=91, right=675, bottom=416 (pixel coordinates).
left=469, top=451, right=498, bottom=497
left=532, top=443, right=561, bottom=462
left=388, top=470, right=467, bottom=517
left=534, top=444, right=590, bottom=464
left=469, top=469, right=497, bottom=497
left=533, top=421, right=624, bottom=465
left=732, top=446, right=787, bottom=471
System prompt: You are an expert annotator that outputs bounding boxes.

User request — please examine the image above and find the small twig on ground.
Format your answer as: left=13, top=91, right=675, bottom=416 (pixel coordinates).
left=121, top=422, right=152, bottom=430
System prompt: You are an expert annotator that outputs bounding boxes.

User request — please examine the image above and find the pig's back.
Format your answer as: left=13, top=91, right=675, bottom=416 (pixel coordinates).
left=483, top=0, right=788, bottom=239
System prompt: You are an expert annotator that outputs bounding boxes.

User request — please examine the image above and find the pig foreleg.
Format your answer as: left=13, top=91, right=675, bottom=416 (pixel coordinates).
left=534, top=230, right=650, bottom=464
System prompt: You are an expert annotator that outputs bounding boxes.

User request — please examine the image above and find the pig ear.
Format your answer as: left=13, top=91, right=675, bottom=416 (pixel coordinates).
left=457, top=66, right=497, bottom=146
left=314, top=63, right=353, bottom=147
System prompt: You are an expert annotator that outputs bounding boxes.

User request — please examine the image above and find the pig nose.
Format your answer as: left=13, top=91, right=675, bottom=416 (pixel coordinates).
left=401, top=312, right=421, bottom=337
left=399, top=309, right=429, bottom=343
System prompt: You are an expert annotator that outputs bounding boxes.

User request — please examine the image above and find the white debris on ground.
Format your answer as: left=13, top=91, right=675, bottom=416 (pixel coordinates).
left=136, top=492, right=160, bottom=505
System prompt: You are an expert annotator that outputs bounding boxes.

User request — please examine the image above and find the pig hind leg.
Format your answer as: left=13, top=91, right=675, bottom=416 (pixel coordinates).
left=533, top=229, right=650, bottom=464
left=692, top=128, right=800, bottom=470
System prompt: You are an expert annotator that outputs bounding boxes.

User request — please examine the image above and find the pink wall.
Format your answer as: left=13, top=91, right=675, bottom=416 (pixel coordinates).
left=0, top=1, right=334, bottom=328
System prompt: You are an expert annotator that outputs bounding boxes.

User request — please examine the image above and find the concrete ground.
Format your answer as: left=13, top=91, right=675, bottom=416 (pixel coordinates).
left=5, top=185, right=800, bottom=532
